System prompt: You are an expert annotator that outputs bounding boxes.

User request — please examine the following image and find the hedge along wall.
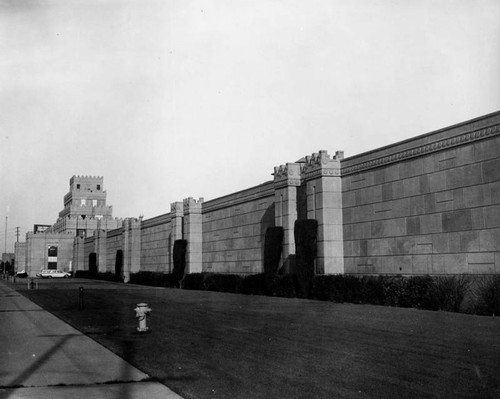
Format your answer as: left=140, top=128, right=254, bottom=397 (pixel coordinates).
left=140, top=212, right=175, bottom=273
left=341, top=111, right=500, bottom=275
left=295, top=219, right=318, bottom=297
left=201, top=182, right=276, bottom=274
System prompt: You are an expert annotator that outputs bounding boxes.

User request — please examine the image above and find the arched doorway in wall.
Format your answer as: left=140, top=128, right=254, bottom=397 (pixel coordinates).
left=115, top=250, right=123, bottom=281
left=89, top=253, right=97, bottom=276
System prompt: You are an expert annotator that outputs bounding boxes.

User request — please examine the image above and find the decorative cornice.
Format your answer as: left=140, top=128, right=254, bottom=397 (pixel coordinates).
left=341, top=123, right=500, bottom=176
left=273, top=163, right=302, bottom=188
left=300, top=150, right=342, bottom=181
left=202, top=181, right=275, bottom=214
left=183, top=197, right=204, bottom=215
left=140, top=212, right=175, bottom=230
left=170, top=201, right=184, bottom=216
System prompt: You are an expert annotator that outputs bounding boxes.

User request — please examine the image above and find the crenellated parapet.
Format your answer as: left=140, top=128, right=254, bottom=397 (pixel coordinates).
left=170, top=201, right=184, bottom=217
left=123, top=217, right=142, bottom=230
left=183, top=197, right=204, bottom=215
left=273, top=163, right=302, bottom=188
left=70, top=175, right=104, bottom=183
left=300, top=150, right=343, bottom=181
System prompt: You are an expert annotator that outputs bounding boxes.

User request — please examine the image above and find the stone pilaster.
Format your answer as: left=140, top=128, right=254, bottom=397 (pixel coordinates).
left=169, top=201, right=184, bottom=273
left=123, top=218, right=141, bottom=282
left=273, top=163, right=301, bottom=272
left=95, top=229, right=107, bottom=273
left=301, top=150, right=344, bottom=274
left=183, top=197, right=203, bottom=274
left=73, top=236, right=85, bottom=272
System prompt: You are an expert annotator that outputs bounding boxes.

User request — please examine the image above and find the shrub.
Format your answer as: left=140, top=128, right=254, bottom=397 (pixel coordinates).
left=128, top=271, right=175, bottom=287
left=154, top=272, right=177, bottom=287
left=359, top=276, right=385, bottom=305
left=294, top=219, right=318, bottom=298
left=380, top=277, right=404, bottom=307
left=203, top=274, right=244, bottom=294
left=468, top=275, right=500, bottom=316
left=129, top=271, right=149, bottom=285
left=341, top=275, right=366, bottom=303
left=184, top=273, right=205, bottom=290
left=268, top=275, right=297, bottom=298
left=402, top=275, right=435, bottom=309
left=263, top=227, right=284, bottom=290
left=312, top=275, right=367, bottom=303
left=481, top=276, right=500, bottom=316
left=311, top=275, right=334, bottom=301
left=96, top=272, right=121, bottom=282
left=380, top=276, right=436, bottom=309
left=428, top=275, right=472, bottom=312
left=74, top=270, right=91, bottom=279
left=313, top=275, right=347, bottom=302
left=241, top=273, right=267, bottom=295
left=312, top=275, right=435, bottom=309
left=173, top=240, right=187, bottom=287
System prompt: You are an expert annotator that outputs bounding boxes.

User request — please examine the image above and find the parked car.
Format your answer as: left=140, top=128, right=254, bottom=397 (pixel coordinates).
left=36, top=269, right=71, bottom=278
left=16, top=270, right=28, bottom=278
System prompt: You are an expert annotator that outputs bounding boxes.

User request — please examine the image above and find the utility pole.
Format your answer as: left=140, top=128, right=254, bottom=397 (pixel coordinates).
left=3, top=216, right=7, bottom=278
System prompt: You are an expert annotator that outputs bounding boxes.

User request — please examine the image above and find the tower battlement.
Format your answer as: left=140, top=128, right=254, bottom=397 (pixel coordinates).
left=58, top=175, right=112, bottom=222
left=69, top=175, right=104, bottom=192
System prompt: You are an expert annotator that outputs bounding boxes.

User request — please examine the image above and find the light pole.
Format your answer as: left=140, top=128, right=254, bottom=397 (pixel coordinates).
left=3, top=216, right=7, bottom=278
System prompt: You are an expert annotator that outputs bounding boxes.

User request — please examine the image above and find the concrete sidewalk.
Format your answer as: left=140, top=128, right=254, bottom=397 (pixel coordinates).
left=0, top=280, right=182, bottom=399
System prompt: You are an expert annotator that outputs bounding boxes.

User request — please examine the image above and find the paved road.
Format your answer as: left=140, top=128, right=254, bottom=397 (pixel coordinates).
left=0, top=279, right=182, bottom=399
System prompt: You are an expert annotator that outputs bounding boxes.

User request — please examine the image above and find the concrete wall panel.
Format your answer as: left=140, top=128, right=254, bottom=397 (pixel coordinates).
left=342, top=112, right=500, bottom=275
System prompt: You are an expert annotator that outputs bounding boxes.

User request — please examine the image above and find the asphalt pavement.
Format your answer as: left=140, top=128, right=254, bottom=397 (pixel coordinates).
left=0, top=279, right=183, bottom=399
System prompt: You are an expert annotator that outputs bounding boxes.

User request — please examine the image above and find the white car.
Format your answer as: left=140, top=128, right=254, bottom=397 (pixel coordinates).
left=36, top=269, right=71, bottom=278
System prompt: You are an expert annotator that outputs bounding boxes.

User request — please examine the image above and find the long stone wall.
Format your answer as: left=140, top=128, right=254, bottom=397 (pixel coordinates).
left=202, top=182, right=275, bottom=274
left=140, top=213, right=175, bottom=273
left=341, top=111, right=500, bottom=275
left=40, top=111, right=500, bottom=277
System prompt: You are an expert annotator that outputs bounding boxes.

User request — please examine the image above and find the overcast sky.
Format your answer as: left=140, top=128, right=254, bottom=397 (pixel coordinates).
left=1, top=0, right=499, bottom=253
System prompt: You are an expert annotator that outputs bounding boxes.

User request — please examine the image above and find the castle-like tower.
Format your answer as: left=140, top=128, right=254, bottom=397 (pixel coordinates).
left=51, top=175, right=121, bottom=237
left=59, top=176, right=112, bottom=220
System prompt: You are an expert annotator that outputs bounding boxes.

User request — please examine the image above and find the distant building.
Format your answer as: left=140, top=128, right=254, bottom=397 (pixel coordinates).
left=15, top=176, right=122, bottom=276
left=33, top=225, right=51, bottom=234
left=1, top=253, right=14, bottom=263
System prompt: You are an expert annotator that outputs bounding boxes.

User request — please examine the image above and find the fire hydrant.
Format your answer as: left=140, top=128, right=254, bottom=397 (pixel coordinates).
left=134, top=303, right=152, bottom=332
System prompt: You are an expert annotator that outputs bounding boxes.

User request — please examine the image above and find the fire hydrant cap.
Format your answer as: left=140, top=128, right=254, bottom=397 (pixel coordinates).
left=137, top=303, right=148, bottom=307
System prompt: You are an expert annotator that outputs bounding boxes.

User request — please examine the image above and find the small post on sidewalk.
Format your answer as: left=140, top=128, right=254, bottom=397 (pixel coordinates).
left=79, top=287, right=84, bottom=310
